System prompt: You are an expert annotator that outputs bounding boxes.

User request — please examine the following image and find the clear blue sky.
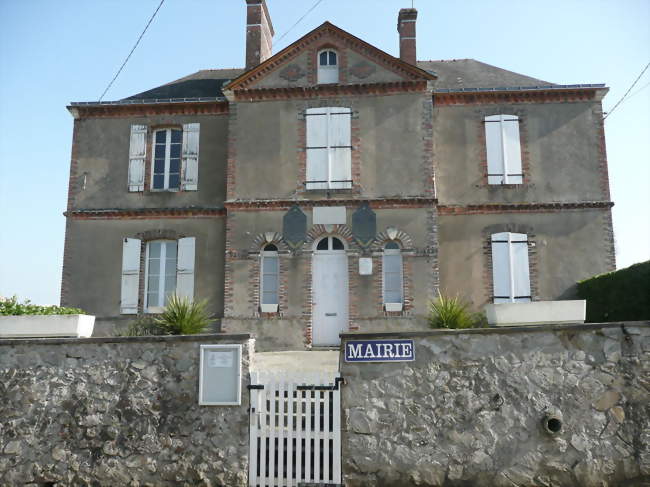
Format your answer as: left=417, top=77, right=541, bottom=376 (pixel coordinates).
left=1, top=0, right=648, bottom=305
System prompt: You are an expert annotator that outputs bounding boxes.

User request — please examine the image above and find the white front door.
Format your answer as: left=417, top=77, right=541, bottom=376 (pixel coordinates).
left=312, top=237, right=348, bottom=346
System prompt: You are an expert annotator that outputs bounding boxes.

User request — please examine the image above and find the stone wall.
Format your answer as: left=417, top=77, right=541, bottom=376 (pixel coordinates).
left=0, top=334, right=253, bottom=486
left=340, top=322, right=650, bottom=487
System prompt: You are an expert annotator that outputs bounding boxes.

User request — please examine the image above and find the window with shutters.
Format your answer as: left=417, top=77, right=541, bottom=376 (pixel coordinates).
left=383, top=241, right=403, bottom=311
left=145, top=240, right=178, bottom=311
left=128, top=123, right=199, bottom=192
left=260, top=244, right=279, bottom=313
left=152, top=129, right=182, bottom=190
left=491, top=232, right=531, bottom=303
left=484, top=114, right=523, bottom=184
left=317, top=49, right=339, bottom=84
left=120, top=236, right=195, bottom=314
left=305, top=107, right=352, bottom=190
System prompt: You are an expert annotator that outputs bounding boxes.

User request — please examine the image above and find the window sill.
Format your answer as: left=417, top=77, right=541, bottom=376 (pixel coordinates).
left=384, top=303, right=403, bottom=312
left=303, top=188, right=355, bottom=196
left=145, top=306, right=165, bottom=314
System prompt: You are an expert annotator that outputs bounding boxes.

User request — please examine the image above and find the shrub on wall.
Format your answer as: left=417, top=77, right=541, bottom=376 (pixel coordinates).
left=428, top=292, right=487, bottom=329
left=577, top=261, right=650, bottom=322
left=155, top=296, right=213, bottom=335
left=117, top=296, right=214, bottom=336
left=0, top=296, right=84, bottom=316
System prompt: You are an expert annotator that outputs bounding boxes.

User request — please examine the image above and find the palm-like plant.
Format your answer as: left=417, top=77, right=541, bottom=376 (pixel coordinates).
left=154, top=295, right=214, bottom=335
left=428, top=292, right=485, bottom=329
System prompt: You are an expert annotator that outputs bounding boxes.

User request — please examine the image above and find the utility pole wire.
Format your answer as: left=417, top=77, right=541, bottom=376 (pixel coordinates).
left=604, top=61, right=650, bottom=120
left=98, top=0, right=166, bottom=102
left=275, top=0, right=324, bottom=45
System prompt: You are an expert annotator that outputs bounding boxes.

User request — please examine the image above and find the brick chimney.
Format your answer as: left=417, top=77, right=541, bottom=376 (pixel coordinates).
left=397, top=8, right=417, bottom=65
left=245, top=0, right=274, bottom=71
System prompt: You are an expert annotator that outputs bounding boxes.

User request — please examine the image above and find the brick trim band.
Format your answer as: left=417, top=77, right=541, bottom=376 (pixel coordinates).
left=225, top=197, right=436, bottom=210
left=65, top=208, right=226, bottom=219
left=69, top=102, right=229, bottom=119
left=232, top=81, right=429, bottom=102
left=438, top=201, right=613, bottom=215
left=435, top=89, right=599, bottom=106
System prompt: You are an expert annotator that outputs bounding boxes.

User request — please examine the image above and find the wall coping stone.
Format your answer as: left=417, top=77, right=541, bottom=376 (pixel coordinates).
left=340, top=320, right=649, bottom=339
left=0, top=332, right=253, bottom=347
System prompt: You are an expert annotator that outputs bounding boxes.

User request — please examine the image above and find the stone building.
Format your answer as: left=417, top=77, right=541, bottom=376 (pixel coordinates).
left=61, top=1, right=615, bottom=349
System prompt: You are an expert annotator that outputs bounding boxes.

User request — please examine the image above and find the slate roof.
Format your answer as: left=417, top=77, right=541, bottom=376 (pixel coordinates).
left=121, top=60, right=555, bottom=101
left=123, top=69, right=244, bottom=101
left=417, top=59, right=555, bottom=90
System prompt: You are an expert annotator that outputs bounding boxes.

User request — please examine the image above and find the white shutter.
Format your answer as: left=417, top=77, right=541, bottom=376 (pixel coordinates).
left=120, top=238, right=141, bottom=314
left=176, top=237, right=195, bottom=300
left=329, top=148, right=351, bottom=189
left=510, top=233, right=531, bottom=301
left=306, top=108, right=329, bottom=190
left=306, top=108, right=328, bottom=146
left=491, top=232, right=531, bottom=303
left=485, top=115, right=504, bottom=185
left=502, top=116, right=522, bottom=184
left=328, top=108, right=351, bottom=146
left=128, top=125, right=147, bottom=191
left=491, top=233, right=510, bottom=303
left=329, top=108, right=352, bottom=189
left=181, top=123, right=200, bottom=191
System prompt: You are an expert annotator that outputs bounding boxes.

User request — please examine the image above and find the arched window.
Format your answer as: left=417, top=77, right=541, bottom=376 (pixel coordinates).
left=260, top=244, right=279, bottom=312
left=383, top=241, right=403, bottom=311
left=316, top=236, right=345, bottom=251
left=318, top=49, right=339, bottom=84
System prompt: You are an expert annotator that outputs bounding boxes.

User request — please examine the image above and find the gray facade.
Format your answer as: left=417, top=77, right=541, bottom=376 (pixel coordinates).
left=61, top=5, right=614, bottom=348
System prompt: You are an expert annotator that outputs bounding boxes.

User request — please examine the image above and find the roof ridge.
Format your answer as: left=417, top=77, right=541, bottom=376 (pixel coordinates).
left=417, top=58, right=473, bottom=63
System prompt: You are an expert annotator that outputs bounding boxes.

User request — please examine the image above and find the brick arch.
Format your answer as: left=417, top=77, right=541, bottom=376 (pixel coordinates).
left=249, top=231, right=289, bottom=254
left=374, top=227, right=414, bottom=250
left=304, top=224, right=358, bottom=251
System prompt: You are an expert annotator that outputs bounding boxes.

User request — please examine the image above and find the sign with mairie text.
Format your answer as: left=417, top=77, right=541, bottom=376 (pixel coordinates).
left=344, top=339, right=415, bottom=362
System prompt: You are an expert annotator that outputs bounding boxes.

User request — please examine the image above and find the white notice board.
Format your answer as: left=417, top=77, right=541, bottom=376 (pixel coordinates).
left=199, top=344, right=242, bottom=405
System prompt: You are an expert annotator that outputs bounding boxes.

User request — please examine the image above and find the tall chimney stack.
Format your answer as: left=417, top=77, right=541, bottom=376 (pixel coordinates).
left=245, top=0, right=274, bottom=71
left=397, top=8, right=417, bottom=65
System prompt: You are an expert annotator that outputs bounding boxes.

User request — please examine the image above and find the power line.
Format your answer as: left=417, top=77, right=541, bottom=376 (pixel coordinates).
left=275, top=0, right=324, bottom=45
left=604, top=61, right=650, bottom=120
left=98, top=0, right=166, bottom=102
left=619, top=79, right=650, bottom=105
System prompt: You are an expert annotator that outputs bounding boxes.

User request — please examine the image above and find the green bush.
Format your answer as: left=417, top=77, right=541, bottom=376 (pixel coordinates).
left=428, top=292, right=487, bottom=329
left=116, top=316, right=166, bottom=337
left=114, top=296, right=214, bottom=337
left=577, top=261, right=650, bottom=322
left=0, top=296, right=84, bottom=316
left=154, top=295, right=214, bottom=335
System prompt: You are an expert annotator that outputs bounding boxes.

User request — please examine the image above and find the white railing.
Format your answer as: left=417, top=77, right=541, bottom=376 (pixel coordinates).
left=249, top=371, right=342, bottom=487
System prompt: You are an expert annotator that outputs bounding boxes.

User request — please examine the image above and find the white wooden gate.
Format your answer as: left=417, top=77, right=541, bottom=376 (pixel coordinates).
left=248, top=371, right=342, bottom=486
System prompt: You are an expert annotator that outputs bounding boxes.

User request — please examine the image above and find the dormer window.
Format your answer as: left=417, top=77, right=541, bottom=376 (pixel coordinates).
left=318, top=50, right=339, bottom=84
